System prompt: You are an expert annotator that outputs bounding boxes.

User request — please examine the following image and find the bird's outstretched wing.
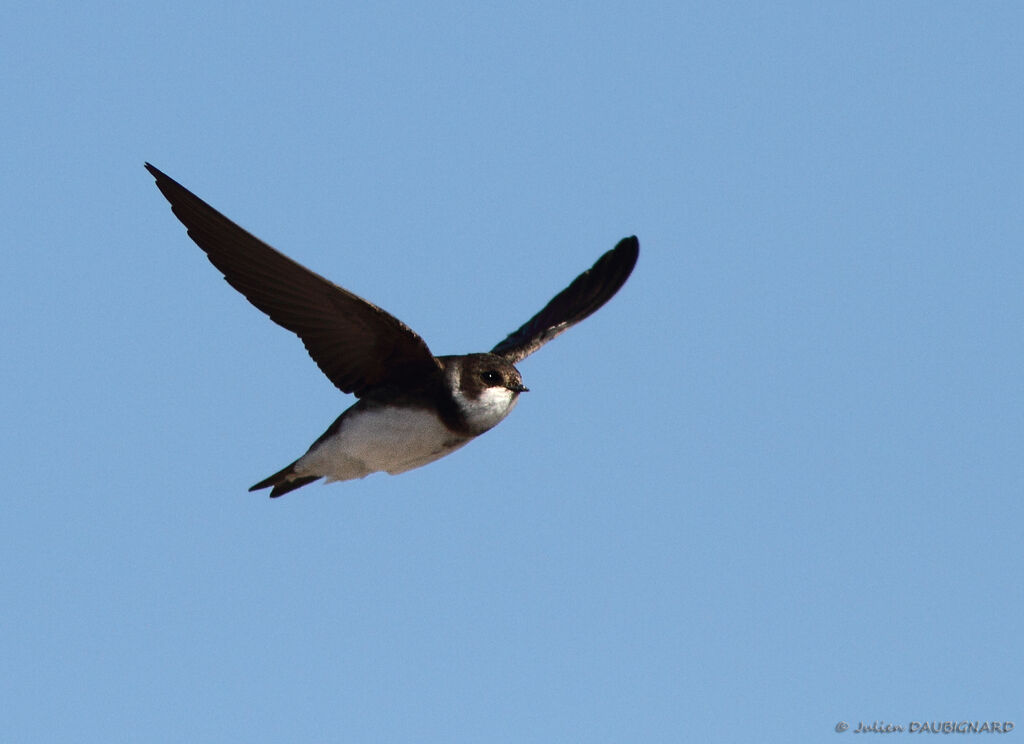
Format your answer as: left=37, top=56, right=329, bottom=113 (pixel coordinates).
left=145, top=163, right=442, bottom=397
left=490, top=236, right=639, bottom=363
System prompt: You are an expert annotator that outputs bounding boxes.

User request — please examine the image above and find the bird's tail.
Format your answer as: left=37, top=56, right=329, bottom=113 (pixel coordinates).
left=249, top=461, right=320, bottom=498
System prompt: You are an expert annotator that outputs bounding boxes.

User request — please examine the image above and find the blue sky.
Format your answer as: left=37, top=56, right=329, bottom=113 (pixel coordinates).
left=3, top=2, right=1022, bottom=742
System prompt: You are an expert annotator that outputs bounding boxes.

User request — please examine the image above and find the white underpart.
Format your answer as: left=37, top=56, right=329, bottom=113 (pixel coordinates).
left=452, top=386, right=519, bottom=434
left=294, top=407, right=470, bottom=482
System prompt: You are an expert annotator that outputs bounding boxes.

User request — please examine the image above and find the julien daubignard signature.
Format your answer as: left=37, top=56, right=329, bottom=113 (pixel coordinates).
left=835, top=720, right=1014, bottom=734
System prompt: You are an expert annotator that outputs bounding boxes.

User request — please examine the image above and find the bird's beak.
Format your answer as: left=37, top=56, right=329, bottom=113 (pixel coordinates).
left=511, top=384, right=529, bottom=393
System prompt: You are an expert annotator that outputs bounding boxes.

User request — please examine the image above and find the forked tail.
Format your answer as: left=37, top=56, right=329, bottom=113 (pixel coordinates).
left=250, top=461, right=320, bottom=498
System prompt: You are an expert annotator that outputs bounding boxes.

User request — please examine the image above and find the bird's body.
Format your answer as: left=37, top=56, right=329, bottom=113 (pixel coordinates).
left=145, top=164, right=638, bottom=496
left=303, top=403, right=469, bottom=481
left=251, top=353, right=522, bottom=496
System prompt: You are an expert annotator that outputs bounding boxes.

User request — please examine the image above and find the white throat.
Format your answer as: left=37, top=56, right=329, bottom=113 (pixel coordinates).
left=453, top=385, right=519, bottom=433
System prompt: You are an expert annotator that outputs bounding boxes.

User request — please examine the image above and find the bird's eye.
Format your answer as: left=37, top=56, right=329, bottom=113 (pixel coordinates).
left=480, top=370, right=502, bottom=386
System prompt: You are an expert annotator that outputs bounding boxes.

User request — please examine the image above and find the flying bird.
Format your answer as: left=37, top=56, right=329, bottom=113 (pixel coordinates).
left=145, top=164, right=639, bottom=496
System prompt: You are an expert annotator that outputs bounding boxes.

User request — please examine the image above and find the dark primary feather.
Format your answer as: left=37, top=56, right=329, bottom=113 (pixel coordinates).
left=144, top=163, right=442, bottom=398
left=490, top=236, right=639, bottom=363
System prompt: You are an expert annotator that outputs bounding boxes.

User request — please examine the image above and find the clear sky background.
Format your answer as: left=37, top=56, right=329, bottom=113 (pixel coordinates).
left=3, top=3, right=1022, bottom=742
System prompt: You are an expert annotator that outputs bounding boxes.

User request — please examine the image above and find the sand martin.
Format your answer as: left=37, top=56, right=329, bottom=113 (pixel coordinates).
left=145, top=164, right=639, bottom=496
